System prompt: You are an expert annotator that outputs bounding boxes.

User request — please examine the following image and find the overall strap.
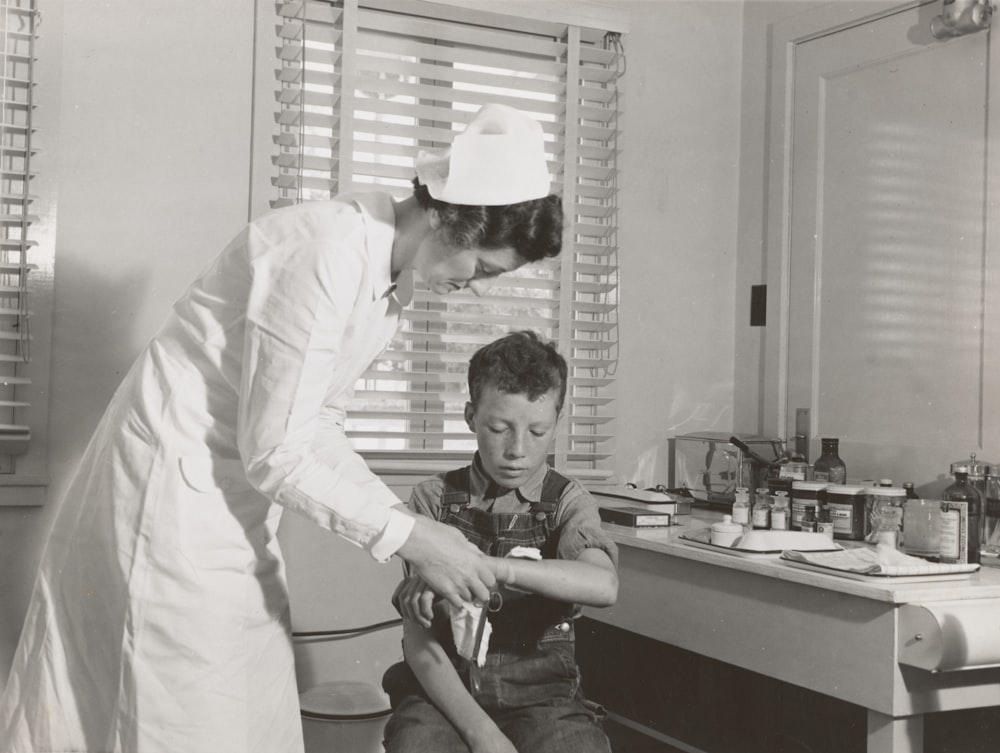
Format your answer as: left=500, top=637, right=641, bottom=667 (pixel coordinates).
left=526, top=468, right=573, bottom=517
left=441, top=467, right=472, bottom=512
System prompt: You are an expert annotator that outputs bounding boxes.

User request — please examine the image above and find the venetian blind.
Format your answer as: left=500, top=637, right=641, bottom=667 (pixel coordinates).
left=0, top=0, right=36, bottom=462
left=272, top=0, right=622, bottom=479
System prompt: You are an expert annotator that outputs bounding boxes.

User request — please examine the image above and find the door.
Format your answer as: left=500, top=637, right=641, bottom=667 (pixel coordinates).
left=763, top=0, right=1000, bottom=492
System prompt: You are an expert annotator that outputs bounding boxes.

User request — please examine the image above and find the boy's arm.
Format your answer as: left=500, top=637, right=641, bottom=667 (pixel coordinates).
left=493, top=547, right=618, bottom=607
left=402, top=618, right=517, bottom=753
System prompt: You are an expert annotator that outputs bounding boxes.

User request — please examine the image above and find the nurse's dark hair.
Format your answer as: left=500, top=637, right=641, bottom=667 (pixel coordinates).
left=411, top=178, right=563, bottom=263
left=468, top=330, right=567, bottom=413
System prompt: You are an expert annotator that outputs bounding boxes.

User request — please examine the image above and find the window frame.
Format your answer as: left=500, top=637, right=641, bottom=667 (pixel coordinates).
left=0, top=0, right=54, bottom=502
left=250, top=0, right=626, bottom=481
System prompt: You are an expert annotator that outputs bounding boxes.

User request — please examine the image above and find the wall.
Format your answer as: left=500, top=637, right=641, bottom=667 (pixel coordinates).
left=0, top=0, right=255, bottom=683
left=613, top=0, right=744, bottom=488
left=0, top=0, right=747, bottom=688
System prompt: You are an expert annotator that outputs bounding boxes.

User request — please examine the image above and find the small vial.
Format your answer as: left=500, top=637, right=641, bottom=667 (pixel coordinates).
left=816, top=506, right=835, bottom=539
left=732, top=487, right=751, bottom=530
left=771, top=491, right=790, bottom=530
left=752, top=488, right=771, bottom=530
left=800, top=506, right=817, bottom=533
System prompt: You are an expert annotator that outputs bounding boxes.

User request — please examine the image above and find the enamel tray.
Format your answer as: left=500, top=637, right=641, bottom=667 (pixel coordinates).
left=679, top=527, right=842, bottom=558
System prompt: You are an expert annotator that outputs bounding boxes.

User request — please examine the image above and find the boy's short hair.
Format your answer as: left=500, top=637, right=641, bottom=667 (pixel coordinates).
left=468, top=331, right=568, bottom=413
left=412, top=178, right=563, bottom=264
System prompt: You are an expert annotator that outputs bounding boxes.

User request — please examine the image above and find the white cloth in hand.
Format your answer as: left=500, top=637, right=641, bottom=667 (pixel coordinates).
left=449, top=601, right=491, bottom=667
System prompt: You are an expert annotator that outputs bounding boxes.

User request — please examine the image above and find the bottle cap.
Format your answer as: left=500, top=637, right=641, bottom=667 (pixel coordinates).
left=825, top=484, right=866, bottom=496
left=950, top=453, right=991, bottom=478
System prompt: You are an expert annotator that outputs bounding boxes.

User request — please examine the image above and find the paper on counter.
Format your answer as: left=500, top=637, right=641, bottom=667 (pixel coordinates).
left=781, top=547, right=979, bottom=576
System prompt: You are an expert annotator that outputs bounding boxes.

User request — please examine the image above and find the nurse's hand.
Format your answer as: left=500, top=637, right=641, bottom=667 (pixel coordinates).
left=396, top=515, right=495, bottom=610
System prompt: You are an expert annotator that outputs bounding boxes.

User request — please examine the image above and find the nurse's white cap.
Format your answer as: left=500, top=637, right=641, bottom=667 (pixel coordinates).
left=415, top=103, right=551, bottom=206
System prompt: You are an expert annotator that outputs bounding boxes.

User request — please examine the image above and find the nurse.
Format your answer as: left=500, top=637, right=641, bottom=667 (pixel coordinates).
left=0, top=103, right=563, bottom=753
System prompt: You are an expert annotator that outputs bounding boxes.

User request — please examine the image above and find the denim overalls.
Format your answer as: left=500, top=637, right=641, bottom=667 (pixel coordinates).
left=382, top=466, right=610, bottom=753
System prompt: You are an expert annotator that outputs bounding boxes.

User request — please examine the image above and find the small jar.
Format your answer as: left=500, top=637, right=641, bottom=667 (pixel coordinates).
left=711, top=515, right=745, bottom=548
left=865, top=486, right=907, bottom=544
left=770, top=491, right=790, bottom=530
left=825, top=484, right=867, bottom=541
left=902, top=499, right=942, bottom=559
left=752, top=487, right=772, bottom=529
left=791, top=481, right=828, bottom=531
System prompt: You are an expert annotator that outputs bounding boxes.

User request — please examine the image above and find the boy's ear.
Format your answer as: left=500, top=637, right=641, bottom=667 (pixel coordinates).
left=464, top=401, right=475, bottom=431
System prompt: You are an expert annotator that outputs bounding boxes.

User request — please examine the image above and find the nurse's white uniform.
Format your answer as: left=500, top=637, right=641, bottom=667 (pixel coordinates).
left=0, top=193, right=414, bottom=753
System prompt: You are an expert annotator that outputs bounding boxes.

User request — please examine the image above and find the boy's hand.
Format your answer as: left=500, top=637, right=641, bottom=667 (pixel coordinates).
left=395, top=515, right=495, bottom=610
left=392, top=575, right=438, bottom=628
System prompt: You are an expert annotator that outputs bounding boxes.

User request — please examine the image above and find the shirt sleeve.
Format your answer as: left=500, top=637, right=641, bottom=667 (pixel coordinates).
left=236, top=216, right=412, bottom=561
left=555, top=480, right=619, bottom=568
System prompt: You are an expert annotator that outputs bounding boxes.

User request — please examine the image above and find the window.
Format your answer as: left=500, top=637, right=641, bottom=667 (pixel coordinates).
left=0, top=0, right=37, bottom=470
left=264, top=0, right=624, bottom=480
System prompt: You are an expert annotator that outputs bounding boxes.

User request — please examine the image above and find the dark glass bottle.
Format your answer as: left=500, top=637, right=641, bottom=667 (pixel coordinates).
left=812, top=438, right=846, bottom=484
left=903, top=482, right=918, bottom=500
left=800, top=506, right=817, bottom=533
left=943, top=471, right=983, bottom=565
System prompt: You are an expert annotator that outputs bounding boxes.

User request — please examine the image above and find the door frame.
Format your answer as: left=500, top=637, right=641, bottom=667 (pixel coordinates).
left=757, top=0, right=996, bottom=444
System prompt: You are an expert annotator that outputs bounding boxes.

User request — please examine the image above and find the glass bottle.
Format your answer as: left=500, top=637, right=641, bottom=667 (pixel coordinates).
left=732, top=487, right=751, bottom=531
left=983, top=468, right=1000, bottom=558
left=816, top=505, right=835, bottom=539
left=770, top=491, right=790, bottom=530
left=752, top=488, right=771, bottom=530
left=799, top=506, right=817, bottom=533
left=943, top=470, right=983, bottom=565
left=812, top=438, right=846, bottom=484
left=903, top=482, right=918, bottom=500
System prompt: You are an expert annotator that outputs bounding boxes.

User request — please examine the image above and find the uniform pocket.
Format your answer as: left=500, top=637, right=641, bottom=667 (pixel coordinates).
left=176, top=456, right=271, bottom=572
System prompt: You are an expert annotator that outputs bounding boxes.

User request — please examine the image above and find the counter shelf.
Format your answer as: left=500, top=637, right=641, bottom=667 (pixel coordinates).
left=588, top=508, right=1000, bottom=753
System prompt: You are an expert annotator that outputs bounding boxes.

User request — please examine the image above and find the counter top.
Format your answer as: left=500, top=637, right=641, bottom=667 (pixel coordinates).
left=601, top=508, right=1000, bottom=605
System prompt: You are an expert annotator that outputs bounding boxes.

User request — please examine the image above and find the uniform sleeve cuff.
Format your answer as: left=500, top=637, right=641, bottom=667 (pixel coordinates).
left=369, top=507, right=415, bottom=563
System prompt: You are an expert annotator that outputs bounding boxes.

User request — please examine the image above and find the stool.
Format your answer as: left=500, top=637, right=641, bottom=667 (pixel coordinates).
left=300, top=680, right=392, bottom=753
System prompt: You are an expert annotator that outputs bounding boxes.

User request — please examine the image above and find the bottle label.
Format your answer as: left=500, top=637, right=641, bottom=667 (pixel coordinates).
left=752, top=506, right=770, bottom=529
left=791, top=501, right=818, bottom=530
left=939, top=510, right=960, bottom=562
left=827, top=503, right=853, bottom=535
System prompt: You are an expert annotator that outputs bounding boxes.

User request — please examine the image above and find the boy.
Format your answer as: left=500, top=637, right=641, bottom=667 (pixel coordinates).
left=382, top=330, right=618, bottom=753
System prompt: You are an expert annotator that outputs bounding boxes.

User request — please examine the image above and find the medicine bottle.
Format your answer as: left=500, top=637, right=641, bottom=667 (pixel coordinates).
left=816, top=506, right=835, bottom=539
left=732, top=487, right=751, bottom=531
left=812, top=438, right=846, bottom=484
left=799, top=506, right=817, bottom=533
left=770, top=491, right=790, bottom=530
left=864, top=487, right=906, bottom=544
left=752, top=488, right=771, bottom=530
left=791, top=481, right=827, bottom=530
left=902, top=499, right=942, bottom=559
left=943, top=470, right=982, bottom=565
left=825, top=484, right=866, bottom=541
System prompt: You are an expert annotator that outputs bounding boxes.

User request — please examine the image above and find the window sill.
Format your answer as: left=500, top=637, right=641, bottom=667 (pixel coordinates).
left=0, top=476, right=49, bottom=506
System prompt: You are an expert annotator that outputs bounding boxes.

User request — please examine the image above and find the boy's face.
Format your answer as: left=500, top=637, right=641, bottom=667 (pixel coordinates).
left=464, top=383, right=560, bottom=490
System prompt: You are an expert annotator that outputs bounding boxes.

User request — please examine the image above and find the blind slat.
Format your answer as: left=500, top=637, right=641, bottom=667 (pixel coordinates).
left=273, top=0, right=621, bottom=475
